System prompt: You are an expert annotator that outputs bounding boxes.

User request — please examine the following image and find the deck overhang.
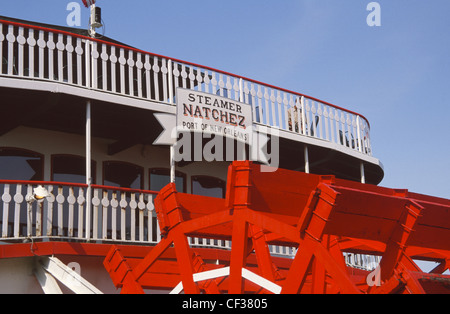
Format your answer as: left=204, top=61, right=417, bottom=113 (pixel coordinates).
left=0, top=80, right=384, bottom=184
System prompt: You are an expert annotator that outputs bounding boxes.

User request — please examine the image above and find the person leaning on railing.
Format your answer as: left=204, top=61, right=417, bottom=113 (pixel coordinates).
left=288, top=105, right=304, bottom=133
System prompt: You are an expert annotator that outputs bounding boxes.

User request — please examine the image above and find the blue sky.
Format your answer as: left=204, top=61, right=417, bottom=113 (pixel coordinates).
left=1, top=0, right=449, bottom=199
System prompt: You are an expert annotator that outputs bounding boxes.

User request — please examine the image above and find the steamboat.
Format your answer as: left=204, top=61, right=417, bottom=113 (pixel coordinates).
left=0, top=3, right=448, bottom=294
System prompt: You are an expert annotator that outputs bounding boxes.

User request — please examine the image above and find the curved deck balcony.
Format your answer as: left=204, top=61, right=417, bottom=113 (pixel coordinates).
left=0, top=180, right=295, bottom=257
left=0, top=18, right=383, bottom=184
left=0, top=180, right=381, bottom=271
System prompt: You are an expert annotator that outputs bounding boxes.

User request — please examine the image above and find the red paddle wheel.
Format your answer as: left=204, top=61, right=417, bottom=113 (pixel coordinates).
left=104, top=161, right=450, bottom=294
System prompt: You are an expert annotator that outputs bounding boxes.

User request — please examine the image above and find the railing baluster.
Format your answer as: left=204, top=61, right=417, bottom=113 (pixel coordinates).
left=344, top=112, right=350, bottom=148
left=120, top=191, right=127, bottom=241
left=144, top=55, right=152, bottom=99
left=273, top=90, right=280, bottom=128
left=282, top=93, right=289, bottom=131
left=84, top=40, right=91, bottom=88
left=218, top=73, right=224, bottom=96
left=66, top=35, right=74, bottom=84
left=77, top=187, right=84, bottom=238
left=196, top=67, right=204, bottom=93
left=130, top=193, right=137, bottom=242
left=312, top=101, right=318, bottom=138
left=228, top=76, right=235, bottom=99
left=47, top=186, right=54, bottom=237
left=334, top=109, right=340, bottom=145
left=119, top=48, right=126, bottom=94
left=151, top=56, right=160, bottom=101
left=101, top=43, right=108, bottom=90
left=27, top=29, right=36, bottom=78
left=147, top=194, right=155, bottom=242
left=102, top=190, right=109, bottom=240
left=323, top=106, right=330, bottom=141
left=110, top=46, right=117, bottom=92
left=2, top=184, right=11, bottom=238
left=75, top=38, right=83, bottom=85
left=180, top=63, right=187, bottom=89
left=136, top=52, right=143, bottom=98
left=356, top=116, right=362, bottom=153
left=318, top=103, right=324, bottom=139
left=143, top=54, right=151, bottom=98
left=111, top=191, right=118, bottom=241
left=23, top=185, right=30, bottom=238
left=127, top=50, right=135, bottom=96
left=328, top=108, right=335, bottom=143
left=35, top=187, right=44, bottom=237
left=57, top=34, right=64, bottom=82
left=47, top=32, right=55, bottom=80
left=67, top=187, right=76, bottom=238
left=172, top=61, right=180, bottom=98
left=204, top=69, right=211, bottom=94
left=91, top=41, right=99, bottom=89
left=17, top=27, right=25, bottom=77
left=14, top=184, right=24, bottom=238
left=57, top=186, right=65, bottom=237
left=161, top=58, right=169, bottom=103
left=7, top=25, right=15, bottom=76
left=92, top=188, right=100, bottom=240
left=138, top=193, right=145, bottom=242
left=258, top=86, right=265, bottom=125
left=189, top=65, right=196, bottom=92
left=210, top=71, right=218, bottom=97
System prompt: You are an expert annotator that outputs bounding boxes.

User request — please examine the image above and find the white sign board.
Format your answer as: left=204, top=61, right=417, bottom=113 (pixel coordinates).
left=176, top=88, right=253, bottom=144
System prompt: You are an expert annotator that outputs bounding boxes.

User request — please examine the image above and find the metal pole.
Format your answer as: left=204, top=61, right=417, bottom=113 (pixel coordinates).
left=168, top=60, right=174, bottom=104
left=168, top=59, right=175, bottom=183
left=304, top=146, right=310, bottom=174
left=86, top=100, right=92, bottom=240
left=170, top=145, right=175, bottom=183
left=360, top=161, right=366, bottom=184
left=89, top=4, right=96, bottom=37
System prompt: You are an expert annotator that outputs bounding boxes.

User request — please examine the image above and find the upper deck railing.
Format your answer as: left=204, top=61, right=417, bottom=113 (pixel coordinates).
left=0, top=19, right=372, bottom=156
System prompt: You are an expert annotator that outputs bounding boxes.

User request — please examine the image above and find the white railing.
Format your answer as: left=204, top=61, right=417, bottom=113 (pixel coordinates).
left=0, top=180, right=158, bottom=243
left=0, top=181, right=380, bottom=269
left=0, top=181, right=295, bottom=258
left=0, top=19, right=372, bottom=156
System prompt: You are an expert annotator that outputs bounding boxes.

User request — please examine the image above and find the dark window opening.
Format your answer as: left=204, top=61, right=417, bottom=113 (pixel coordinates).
left=149, top=168, right=186, bottom=193
left=0, top=147, right=43, bottom=181
left=103, top=161, right=143, bottom=189
left=192, top=175, right=225, bottom=198
left=51, top=154, right=96, bottom=184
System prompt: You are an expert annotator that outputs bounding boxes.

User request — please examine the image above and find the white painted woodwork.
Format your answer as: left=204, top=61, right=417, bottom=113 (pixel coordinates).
left=37, top=257, right=103, bottom=294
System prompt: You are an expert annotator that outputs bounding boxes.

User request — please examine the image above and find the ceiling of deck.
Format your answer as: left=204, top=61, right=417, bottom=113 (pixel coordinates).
left=0, top=86, right=163, bottom=155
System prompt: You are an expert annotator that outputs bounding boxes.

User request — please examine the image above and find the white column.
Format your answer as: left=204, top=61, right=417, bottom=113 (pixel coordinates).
left=89, top=4, right=97, bottom=37
left=360, top=162, right=366, bottom=184
left=170, top=145, right=175, bottom=183
left=86, top=100, right=92, bottom=240
left=304, top=146, right=310, bottom=174
left=168, top=60, right=174, bottom=104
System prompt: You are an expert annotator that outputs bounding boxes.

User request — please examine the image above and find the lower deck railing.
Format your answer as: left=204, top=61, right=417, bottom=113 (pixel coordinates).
left=0, top=180, right=295, bottom=256
left=0, top=180, right=378, bottom=270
